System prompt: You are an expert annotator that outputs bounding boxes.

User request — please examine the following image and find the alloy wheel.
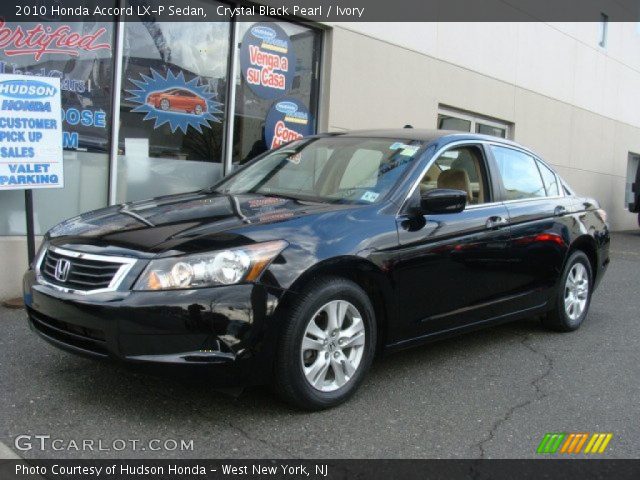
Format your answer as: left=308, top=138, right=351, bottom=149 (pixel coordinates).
left=300, top=300, right=366, bottom=392
left=564, top=262, right=589, bottom=321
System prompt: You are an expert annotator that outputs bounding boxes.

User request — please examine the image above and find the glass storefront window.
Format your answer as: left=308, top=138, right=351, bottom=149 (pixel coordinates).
left=0, top=20, right=115, bottom=235
left=232, top=21, right=322, bottom=167
left=116, top=1, right=231, bottom=203
left=0, top=15, right=323, bottom=235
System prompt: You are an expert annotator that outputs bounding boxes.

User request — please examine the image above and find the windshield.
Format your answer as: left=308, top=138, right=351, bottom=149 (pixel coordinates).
left=214, top=137, right=424, bottom=204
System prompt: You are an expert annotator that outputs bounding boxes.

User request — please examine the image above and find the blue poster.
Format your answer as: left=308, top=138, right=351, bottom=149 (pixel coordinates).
left=240, top=23, right=296, bottom=100
left=126, top=69, right=223, bottom=134
left=265, top=98, right=312, bottom=149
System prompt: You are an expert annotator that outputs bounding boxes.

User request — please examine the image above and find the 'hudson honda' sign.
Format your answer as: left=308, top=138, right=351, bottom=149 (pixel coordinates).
left=0, top=74, right=63, bottom=190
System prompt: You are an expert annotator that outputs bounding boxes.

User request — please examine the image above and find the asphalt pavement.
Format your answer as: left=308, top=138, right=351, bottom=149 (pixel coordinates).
left=1, top=232, right=639, bottom=459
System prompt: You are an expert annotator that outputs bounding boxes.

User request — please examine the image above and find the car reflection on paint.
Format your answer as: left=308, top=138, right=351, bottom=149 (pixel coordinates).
left=146, top=88, right=207, bottom=115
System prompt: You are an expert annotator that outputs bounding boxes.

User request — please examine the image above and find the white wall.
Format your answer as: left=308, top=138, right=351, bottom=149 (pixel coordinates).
left=329, top=22, right=640, bottom=129
left=323, top=23, right=640, bottom=232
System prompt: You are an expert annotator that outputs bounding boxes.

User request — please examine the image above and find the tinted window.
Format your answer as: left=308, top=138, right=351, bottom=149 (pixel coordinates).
left=537, top=160, right=560, bottom=196
left=419, top=146, right=490, bottom=205
left=476, top=123, right=506, bottom=138
left=491, top=146, right=546, bottom=200
left=437, top=114, right=471, bottom=132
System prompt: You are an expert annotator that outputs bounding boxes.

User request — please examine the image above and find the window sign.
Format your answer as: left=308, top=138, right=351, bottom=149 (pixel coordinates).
left=265, top=98, right=312, bottom=149
left=0, top=21, right=113, bottom=236
left=126, top=68, right=223, bottom=133
left=240, top=22, right=296, bottom=100
left=116, top=9, right=231, bottom=203
left=0, top=21, right=114, bottom=153
left=0, top=74, right=63, bottom=190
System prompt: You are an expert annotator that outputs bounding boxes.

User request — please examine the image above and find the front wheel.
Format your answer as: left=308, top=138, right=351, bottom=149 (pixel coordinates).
left=543, top=250, right=593, bottom=332
left=274, top=277, right=377, bottom=410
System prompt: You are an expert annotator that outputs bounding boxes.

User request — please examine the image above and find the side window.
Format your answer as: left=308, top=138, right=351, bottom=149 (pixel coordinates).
left=536, top=160, right=560, bottom=196
left=491, top=146, right=546, bottom=200
left=419, top=145, right=490, bottom=205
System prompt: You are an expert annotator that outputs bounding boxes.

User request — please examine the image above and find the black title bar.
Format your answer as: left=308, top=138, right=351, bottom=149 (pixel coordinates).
left=0, top=0, right=638, bottom=22
left=1, top=459, right=640, bottom=480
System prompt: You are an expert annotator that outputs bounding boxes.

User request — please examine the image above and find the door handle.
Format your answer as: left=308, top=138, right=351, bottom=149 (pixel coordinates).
left=486, top=216, right=508, bottom=229
left=554, top=205, right=567, bottom=216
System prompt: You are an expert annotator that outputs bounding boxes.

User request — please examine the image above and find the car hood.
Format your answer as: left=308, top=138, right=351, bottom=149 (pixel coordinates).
left=47, top=191, right=356, bottom=256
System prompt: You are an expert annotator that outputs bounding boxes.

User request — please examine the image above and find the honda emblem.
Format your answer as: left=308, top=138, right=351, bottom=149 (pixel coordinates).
left=54, top=258, right=71, bottom=282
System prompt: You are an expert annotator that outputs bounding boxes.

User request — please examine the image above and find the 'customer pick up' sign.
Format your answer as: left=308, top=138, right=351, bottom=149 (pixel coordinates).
left=0, top=74, right=63, bottom=190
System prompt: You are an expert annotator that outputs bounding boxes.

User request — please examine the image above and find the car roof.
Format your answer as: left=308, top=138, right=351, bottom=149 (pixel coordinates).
left=314, top=129, right=534, bottom=154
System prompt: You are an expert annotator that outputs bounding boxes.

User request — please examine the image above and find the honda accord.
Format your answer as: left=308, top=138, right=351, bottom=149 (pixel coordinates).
left=23, top=130, right=610, bottom=409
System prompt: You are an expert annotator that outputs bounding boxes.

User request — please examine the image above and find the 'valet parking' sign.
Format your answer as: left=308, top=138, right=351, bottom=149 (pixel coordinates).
left=0, top=74, right=63, bottom=191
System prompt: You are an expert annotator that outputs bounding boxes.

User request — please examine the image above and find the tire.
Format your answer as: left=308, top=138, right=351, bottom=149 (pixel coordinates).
left=160, top=98, right=170, bottom=111
left=543, top=250, right=593, bottom=332
left=194, top=104, right=203, bottom=115
left=274, top=276, right=377, bottom=410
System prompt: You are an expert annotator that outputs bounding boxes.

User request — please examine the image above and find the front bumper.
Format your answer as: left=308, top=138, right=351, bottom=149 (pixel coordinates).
left=23, top=270, right=286, bottom=386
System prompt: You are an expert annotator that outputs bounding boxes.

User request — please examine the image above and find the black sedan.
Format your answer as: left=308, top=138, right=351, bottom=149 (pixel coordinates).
left=23, top=130, right=610, bottom=409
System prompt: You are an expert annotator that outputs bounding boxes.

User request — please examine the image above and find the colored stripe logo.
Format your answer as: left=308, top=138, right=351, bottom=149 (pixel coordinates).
left=537, top=433, right=612, bottom=454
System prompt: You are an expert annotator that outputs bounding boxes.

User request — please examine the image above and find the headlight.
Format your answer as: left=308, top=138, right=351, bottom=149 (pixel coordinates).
left=133, top=240, right=287, bottom=291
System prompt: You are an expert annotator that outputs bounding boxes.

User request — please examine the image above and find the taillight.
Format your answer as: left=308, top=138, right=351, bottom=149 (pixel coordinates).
left=534, top=233, right=565, bottom=246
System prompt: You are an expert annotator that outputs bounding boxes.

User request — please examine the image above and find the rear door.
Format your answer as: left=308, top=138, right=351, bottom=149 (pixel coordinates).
left=488, top=144, right=573, bottom=308
left=392, top=143, right=515, bottom=340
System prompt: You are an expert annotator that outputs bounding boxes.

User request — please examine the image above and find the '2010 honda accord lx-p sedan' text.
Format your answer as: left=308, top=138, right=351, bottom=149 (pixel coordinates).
left=24, top=130, right=610, bottom=409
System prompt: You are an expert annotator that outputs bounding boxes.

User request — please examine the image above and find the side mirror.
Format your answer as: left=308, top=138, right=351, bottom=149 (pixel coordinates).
left=420, top=189, right=467, bottom=214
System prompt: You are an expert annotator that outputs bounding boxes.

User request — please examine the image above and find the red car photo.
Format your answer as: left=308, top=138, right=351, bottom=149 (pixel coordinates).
left=146, top=88, right=207, bottom=115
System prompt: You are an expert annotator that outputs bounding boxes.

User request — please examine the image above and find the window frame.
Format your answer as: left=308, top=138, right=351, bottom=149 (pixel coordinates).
left=437, top=106, right=513, bottom=140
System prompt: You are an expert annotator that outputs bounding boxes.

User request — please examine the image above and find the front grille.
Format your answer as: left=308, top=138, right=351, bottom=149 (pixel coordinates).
left=29, top=309, right=108, bottom=357
left=39, top=247, right=134, bottom=292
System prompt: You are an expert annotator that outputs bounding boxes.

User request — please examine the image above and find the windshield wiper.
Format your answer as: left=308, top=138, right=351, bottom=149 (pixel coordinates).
left=261, top=192, right=328, bottom=204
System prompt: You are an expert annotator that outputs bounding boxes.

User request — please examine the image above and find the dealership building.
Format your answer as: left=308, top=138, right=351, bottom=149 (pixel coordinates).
left=1, top=6, right=639, bottom=298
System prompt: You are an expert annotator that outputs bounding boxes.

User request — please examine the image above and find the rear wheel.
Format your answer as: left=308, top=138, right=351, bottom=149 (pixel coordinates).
left=274, top=277, right=376, bottom=410
left=543, top=250, right=593, bottom=332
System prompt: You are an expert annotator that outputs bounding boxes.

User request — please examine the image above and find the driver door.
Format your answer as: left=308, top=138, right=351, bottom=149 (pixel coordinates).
left=392, top=143, right=515, bottom=341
